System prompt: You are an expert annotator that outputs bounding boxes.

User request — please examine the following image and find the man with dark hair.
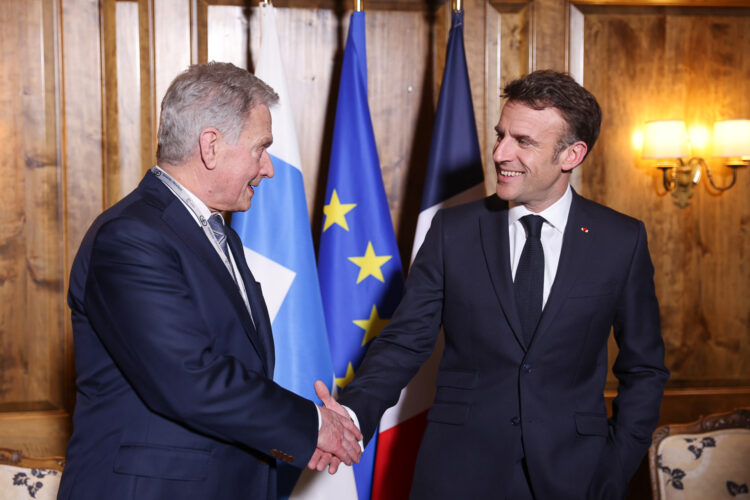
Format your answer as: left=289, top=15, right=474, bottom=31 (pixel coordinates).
left=58, top=62, right=361, bottom=500
left=316, top=70, right=668, bottom=499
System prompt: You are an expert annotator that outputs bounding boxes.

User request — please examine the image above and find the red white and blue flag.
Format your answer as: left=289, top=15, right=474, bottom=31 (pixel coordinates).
left=370, top=10, right=485, bottom=500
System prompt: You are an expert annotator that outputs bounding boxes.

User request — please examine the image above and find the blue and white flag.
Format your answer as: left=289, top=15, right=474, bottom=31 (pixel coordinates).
left=318, top=11, right=405, bottom=500
left=231, top=4, right=356, bottom=498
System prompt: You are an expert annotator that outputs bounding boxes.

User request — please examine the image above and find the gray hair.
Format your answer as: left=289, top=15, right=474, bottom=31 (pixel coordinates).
left=157, top=61, right=278, bottom=165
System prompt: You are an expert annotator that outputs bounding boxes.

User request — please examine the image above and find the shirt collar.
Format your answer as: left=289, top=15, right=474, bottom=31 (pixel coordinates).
left=152, top=165, right=217, bottom=227
left=508, top=185, right=572, bottom=234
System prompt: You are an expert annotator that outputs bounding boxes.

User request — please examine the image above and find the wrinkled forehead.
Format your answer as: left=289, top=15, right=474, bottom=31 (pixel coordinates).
left=497, top=101, right=568, bottom=140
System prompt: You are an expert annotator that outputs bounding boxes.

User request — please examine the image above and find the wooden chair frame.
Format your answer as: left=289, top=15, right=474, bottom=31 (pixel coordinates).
left=0, top=448, right=65, bottom=472
left=649, top=408, right=750, bottom=500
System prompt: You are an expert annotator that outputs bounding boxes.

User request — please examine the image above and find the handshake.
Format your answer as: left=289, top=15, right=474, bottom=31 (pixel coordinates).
left=310, top=380, right=363, bottom=474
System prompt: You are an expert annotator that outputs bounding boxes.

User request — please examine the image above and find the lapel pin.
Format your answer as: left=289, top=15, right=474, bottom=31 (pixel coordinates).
left=580, top=227, right=589, bottom=233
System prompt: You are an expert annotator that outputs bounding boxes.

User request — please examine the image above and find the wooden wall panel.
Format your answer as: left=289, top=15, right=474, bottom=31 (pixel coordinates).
left=62, top=0, right=105, bottom=247
left=60, top=2, right=107, bottom=450
left=138, top=0, right=157, bottom=175
left=154, top=0, right=192, bottom=129
left=578, top=4, right=750, bottom=419
left=103, top=0, right=122, bottom=207
left=461, top=0, right=489, bottom=156
left=531, top=0, right=566, bottom=70
left=116, top=1, right=145, bottom=194
left=0, top=0, right=61, bottom=409
left=207, top=4, right=249, bottom=67
left=0, top=0, right=70, bottom=456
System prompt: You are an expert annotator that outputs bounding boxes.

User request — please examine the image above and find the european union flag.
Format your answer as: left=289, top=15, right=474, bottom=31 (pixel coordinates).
left=318, top=11, right=405, bottom=500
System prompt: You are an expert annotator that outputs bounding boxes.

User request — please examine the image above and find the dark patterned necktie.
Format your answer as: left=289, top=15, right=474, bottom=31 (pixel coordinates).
left=208, top=213, right=230, bottom=258
left=209, top=214, right=255, bottom=327
left=514, top=214, right=545, bottom=347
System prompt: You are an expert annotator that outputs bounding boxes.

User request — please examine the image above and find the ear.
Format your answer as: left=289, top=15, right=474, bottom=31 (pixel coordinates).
left=560, top=141, right=588, bottom=172
left=198, top=128, right=220, bottom=170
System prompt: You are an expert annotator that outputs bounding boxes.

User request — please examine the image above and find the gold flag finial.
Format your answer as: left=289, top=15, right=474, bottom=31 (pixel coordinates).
left=452, top=0, right=462, bottom=12
left=354, top=0, right=364, bottom=11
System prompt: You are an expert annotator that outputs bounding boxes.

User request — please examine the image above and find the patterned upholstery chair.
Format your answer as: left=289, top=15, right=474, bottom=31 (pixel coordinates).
left=649, top=408, right=750, bottom=500
left=0, top=448, right=64, bottom=500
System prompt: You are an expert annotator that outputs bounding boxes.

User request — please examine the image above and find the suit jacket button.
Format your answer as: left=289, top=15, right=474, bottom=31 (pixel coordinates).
left=522, top=363, right=532, bottom=373
left=270, top=449, right=294, bottom=463
left=510, top=416, right=520, bottom=426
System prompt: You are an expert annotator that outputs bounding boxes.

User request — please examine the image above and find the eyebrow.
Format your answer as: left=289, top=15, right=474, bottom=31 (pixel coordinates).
left=495, top=126, right=540, bottom=147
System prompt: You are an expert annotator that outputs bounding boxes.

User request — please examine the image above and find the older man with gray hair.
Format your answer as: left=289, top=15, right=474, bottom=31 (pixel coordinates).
left=58, top=62, right=361, bottom=500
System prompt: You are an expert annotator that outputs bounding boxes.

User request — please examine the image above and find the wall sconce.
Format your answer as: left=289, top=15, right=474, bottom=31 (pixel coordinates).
left=641, top=119, right=749, bottom=208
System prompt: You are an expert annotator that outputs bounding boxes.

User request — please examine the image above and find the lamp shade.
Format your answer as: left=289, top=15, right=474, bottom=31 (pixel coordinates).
left=712, top=119, right=750, bottom=157
left=641, top=120, right=690, bottom=159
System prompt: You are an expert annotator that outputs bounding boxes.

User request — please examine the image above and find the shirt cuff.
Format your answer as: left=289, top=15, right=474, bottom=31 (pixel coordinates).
left=342, top=405, right=364, bottom=452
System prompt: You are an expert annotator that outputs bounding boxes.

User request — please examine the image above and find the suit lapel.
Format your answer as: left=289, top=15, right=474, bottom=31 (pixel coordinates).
left=530, top=191, right=593, bottom=350
left=479, top=205, right=526, bottom=350
left=143, top=173, right=272, bottom=376
left=226, top=229, right=275, bottom=376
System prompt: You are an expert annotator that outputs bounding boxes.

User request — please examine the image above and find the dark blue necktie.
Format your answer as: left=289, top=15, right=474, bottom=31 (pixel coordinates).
left=208, top=213, right=237, bottom=283
left=514, top=215, right=545, bottom=347
left=209, top=214, right=256, bottom=328
left=209, top=213, right=230, bottom=257
left=208, top=214, right=229, bottom=257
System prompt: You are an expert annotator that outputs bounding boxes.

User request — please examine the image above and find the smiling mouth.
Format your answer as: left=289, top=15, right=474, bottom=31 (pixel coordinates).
left=499, top=169, right=523, bottom=177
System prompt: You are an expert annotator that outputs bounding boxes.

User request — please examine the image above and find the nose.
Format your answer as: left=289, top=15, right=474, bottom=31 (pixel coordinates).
left=261, top=150, right=274, bottom=179
left=493, top=136, right=512, bottom=165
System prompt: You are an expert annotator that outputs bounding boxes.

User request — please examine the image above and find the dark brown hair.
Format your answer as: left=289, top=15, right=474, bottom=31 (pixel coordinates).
left=502, top=70, right=602, bottom=160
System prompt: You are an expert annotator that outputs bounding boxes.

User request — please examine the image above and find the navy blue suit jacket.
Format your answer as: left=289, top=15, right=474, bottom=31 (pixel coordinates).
left=58, top=172, right=317, bottom=500
left=338, top=192, right=669, bottom=499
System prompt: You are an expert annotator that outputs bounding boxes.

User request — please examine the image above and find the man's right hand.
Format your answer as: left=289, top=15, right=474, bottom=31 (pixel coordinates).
left=314, top=398, right=362, bottom=469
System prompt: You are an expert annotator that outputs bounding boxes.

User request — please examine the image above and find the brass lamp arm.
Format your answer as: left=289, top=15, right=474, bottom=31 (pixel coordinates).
left=705, top=163, right=742, bottom=191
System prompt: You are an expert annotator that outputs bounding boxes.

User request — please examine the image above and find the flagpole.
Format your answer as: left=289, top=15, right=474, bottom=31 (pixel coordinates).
left=452, top=0, right=462, bottom=12
left=261, top=0, right=271, bottom=5
left=354, top=0, right=363, bottom=11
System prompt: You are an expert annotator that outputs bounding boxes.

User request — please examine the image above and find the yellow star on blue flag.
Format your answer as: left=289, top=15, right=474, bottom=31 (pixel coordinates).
left=335, top=362, right=356, bottom=389
left=348, top=242, right=392, bottom=283
left=353, top=304, right=390, bottom=346
left=323, top=189, right=356, bottom=231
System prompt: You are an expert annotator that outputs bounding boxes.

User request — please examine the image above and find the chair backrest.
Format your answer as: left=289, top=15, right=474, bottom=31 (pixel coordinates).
left=649, top=408, right=750, bottom=500
left=0, top=448, right=64, bottom=500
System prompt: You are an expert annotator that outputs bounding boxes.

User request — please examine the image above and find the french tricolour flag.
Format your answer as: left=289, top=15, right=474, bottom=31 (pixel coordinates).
left=369, top=10, right=486, bottom=500
left=231, top=4, right=357, bottom=499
